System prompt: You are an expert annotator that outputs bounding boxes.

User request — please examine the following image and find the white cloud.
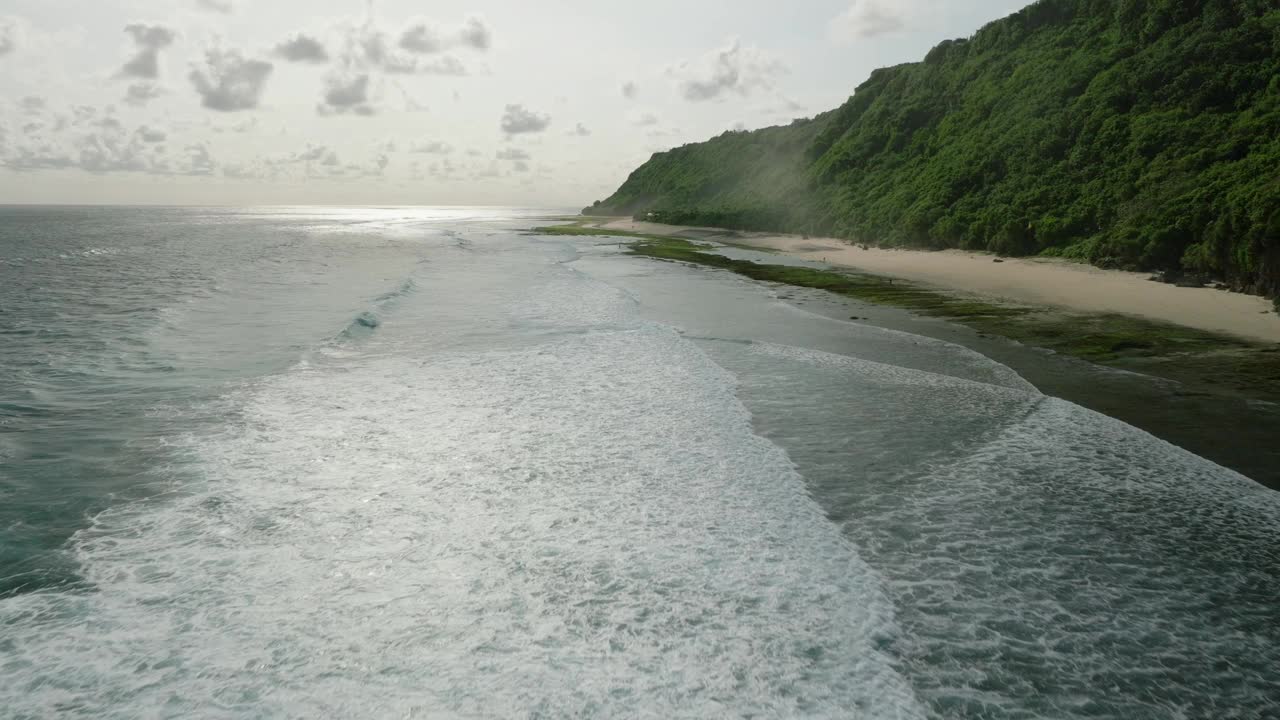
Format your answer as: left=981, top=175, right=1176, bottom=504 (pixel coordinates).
left=410, top=141, right=452, bottom=154
left=275, top=34, right=329, bottom=63
left=296, top=144, right=341, bottom=166
left=211, top=117, right=257, bottom=134
left=4, top=145, right=76, bottom=171
left=137, top=126, right=167, bottom=143
left=673, top=39, right=786, bottom=102
left=349, top=24, right=416, bottom=74
left=633, top=112, right=659, bottom=126
left=417, top=55, right=467, bottom=76
left=569, top=123, right=591, bottom=137
left=829, top=1, right=912, bottom=41
left=259, top=143, right=388, bottom=180
left=183, top=143, right=216, bottom=175
left=399, top=24, right=442, bottom=54
left=500, top=104, right=550, bottom=135
left=196, top=0, right=234, bottom=14
left=2, top=112, right=214, bottom=177
left=121, top=24, right=177, bottom=79
left=400, top=16, right=491, bottom=53
left=496, top=147, right=530, bottom=161
left=457, top=17, right=491, bottom=51
left=344, top=21, right=474, bottom=76
left=318, top=73, right=375, bottom=116
left=621, top=81, right=638, bottom=99
left=189, top=50, right=273, bottom=111
left=221, top=163, right=257, bottom=179
left=0, top=16, right=21, bottom=56
left=124, top=82, right=163, bottom=107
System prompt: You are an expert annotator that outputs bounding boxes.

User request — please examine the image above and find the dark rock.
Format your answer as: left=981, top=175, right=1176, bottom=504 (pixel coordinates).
left=993, top=258, right=1005, bottom=263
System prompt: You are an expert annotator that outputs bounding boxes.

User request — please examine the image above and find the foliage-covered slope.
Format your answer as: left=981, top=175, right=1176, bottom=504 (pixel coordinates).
left=587, top=0, right=1280, bottom=295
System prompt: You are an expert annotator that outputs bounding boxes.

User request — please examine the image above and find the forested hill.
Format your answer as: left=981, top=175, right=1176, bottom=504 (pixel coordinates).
left=586, top=0, right=1280, bottom=297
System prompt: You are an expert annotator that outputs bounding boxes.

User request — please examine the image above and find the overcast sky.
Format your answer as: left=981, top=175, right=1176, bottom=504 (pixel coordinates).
left=0, top=0, right=1019, bottom=206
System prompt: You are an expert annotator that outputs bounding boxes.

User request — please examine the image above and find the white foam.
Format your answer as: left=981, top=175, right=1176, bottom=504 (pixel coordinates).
left=1, top=316, right=924, bottom=717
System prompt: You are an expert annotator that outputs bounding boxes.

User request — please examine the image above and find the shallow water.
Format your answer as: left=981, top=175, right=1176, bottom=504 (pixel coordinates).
left=1, top=207, right=1277, bottom=718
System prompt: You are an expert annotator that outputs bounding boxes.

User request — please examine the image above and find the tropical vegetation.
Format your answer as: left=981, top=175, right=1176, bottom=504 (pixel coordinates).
left=586, top=0, right=1280, bottom=296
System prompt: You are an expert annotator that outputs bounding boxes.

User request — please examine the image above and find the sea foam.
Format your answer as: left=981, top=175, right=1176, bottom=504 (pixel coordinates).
left=0, top=250, right=925, bottom=718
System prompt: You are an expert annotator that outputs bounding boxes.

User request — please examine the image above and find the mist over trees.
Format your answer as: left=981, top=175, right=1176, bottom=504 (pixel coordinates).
left=588, top=0, right=1280, bottom=296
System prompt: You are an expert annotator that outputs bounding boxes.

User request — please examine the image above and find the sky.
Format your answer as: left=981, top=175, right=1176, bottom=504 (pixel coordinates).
left=0, top=0, right=1022, bottom=206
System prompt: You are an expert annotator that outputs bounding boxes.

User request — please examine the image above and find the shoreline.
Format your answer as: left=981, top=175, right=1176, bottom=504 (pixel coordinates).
left=601, top=218, right=1280, bottom=344
left=536, top=219, right=1280, bottom=489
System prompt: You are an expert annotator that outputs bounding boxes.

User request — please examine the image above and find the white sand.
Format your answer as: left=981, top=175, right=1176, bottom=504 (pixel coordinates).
left=599, top=219, right=1280, bottom=344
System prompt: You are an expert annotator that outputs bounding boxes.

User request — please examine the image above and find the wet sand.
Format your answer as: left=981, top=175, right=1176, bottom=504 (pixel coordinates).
left=743, top=281, right=1280, bottom=490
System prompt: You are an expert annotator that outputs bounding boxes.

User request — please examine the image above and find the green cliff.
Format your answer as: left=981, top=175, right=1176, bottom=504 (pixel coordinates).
left=587, top=0, right=1280, bottom=296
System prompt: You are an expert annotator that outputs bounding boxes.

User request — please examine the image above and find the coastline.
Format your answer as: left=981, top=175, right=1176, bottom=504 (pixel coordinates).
left=536, top=219, right=1280, bottom=489
left=602, top=219, right=1280, bottom=344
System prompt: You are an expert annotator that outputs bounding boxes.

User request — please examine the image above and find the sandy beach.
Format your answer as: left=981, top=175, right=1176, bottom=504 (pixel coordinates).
left=602, top=219, right=1280, bottom=344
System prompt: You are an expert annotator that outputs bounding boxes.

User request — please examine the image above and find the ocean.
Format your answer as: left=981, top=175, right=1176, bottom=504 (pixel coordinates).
left=1, top=206, right=1277, bottom=718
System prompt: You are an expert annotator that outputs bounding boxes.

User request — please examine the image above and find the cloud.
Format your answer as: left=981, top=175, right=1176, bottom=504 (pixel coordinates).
left=2, top=113, right=216, bottom=177
left=71, top=106, right=97, bottom=124
left=211, top=117, right=257, bottom=134
left=500, top=104, right=550, bottom=135
left=275, top=34, right=329, bottom=63
left=339, top=17, right=483, bottom=77
left=0, top=16, right=20, bottom=56
left=398, top=24, right=442, bottom=54
left=496, top=148, right=530, bottom=161
left=634, top=113, right=659, bottom=126
left=674, top=39, right=786, bottom=102
left=124, top=82, right=163, bottom=107
left=829, top=1, right=910, bottom=40
left=456, top=17, right=491, bottom=50
left=495, top=148, right=531, bottom=174
left=136, top=126, right=167, bottom=143
left=20, top=96, right=45, bottom=113
left=348, top=24, right=433, bottom=75
left=410, top=141, right=452, bottom=154
left=256, top=145, right=339, bottom=178
left=296, top=144, right=341, bottom=166
left=569, top=123, right=591, bottom=137
left=621, top=81, right=638, bottom=99
left=317, top=73, right=375, bottom=116
left=220, top=163, right=255, bottom=179
left=4, top=145, right=77, bottom=171
left=76, top=125, right=162, bottom=173
left=184, top=143, right=216, bottom=175
left=189, top=50, right=273, bottom=111
left=196, top=0, right=234, bottom=13
left=121, top=24, right=177, bottom=79
left=399, top=16, right=491, bottom=54
left=417, top=55, right=467, bottom=76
